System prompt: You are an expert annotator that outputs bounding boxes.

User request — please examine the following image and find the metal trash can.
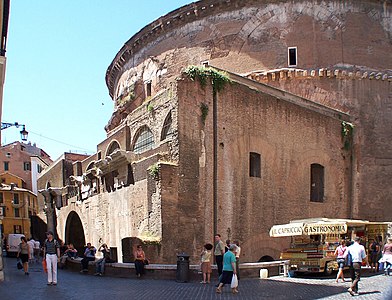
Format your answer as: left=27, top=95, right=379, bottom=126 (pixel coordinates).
left=176, top=252, right=190, bottom=282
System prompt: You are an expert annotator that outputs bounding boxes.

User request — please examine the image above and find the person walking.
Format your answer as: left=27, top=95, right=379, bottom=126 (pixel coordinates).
left=216, top=244, right=238, bottom=294
left=43, top=231, right=60, bottom=286
left=214, top=234, right=225, bottom=278
left=379, top=237, right=392, bottom=276
left=334, top=239, right=347, bottom=282
left=233, top=240, right=241, bottom=281
left=200, top=243, right=213, bottom=284
left=17, top=236, right=31, bottom=275
left=345, top=237, right=367, bottom=296
left=134, top=245, right=146, bottom=278
left=369, top=238, right=381, bottom=273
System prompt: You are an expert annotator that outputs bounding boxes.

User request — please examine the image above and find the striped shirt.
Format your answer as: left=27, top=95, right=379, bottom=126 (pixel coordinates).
left=45, top=239, right=60, bottom=255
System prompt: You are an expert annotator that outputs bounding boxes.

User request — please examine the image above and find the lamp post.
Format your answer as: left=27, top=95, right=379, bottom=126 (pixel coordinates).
left=1, top=122, right=28, bottom=141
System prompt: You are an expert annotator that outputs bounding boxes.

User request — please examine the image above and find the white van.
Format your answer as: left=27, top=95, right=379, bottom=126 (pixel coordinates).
left=6, top=234, right=25, bottom=257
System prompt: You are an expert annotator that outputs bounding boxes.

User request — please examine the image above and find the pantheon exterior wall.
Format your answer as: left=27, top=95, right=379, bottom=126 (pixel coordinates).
left=39, top=0, right=391, bottom=264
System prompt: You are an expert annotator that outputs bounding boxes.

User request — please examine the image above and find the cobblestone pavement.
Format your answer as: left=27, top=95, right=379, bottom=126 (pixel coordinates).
left=0, top=257, right=391, bottom=300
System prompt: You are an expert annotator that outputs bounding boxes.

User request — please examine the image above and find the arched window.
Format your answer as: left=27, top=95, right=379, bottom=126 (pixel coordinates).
left=106, top=141, right=120, bottom=156
left=160, top=111, right=173, bottom=141
left=86, top=162, right=95, bottom=172
left=310, top=163, right=324, bottom=202
left=133, top=126, right=155, bottom=154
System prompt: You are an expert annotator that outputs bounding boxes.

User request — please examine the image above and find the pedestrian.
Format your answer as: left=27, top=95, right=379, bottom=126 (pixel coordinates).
left=216, top=244, right=238, bottom=294
left=33, top=239, right=41, bottom=263
left=80, top=243, right=96, bottom=272
left=17, top=236, right=31, bottom=275
left=27, top=238, right=35, bottom=263
left=200, top=243, right=213, bottom=284
left=233, top=240, right=241, bottom=281
left=225, top=239, right=231, bottom=253
left=134, top=245, right=146, bottom=278
left=43, top=231, right=60, bottom=285
left=344, top=237, right=367, bottom=296
left=334, top=239, right=347, bottom=282
left=379, top=237, right=392, bottom=276
left=95, top=243, right=110, bottom=276
left=369, top=238, right=381, bottom=273
left=214, top=234, right=225, bottom=278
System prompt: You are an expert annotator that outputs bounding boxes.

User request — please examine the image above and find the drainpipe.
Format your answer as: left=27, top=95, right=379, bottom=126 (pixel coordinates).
left=213, top=90, right=218, bottom=236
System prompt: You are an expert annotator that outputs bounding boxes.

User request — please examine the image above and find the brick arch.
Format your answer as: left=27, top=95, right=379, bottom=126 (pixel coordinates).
left=105, top=140, right=121, bottom=157
left=64, top=211, right=86, bottom=256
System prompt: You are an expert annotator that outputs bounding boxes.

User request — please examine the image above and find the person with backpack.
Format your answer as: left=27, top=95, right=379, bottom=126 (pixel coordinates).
left=43, top=231, right=60, bottom=286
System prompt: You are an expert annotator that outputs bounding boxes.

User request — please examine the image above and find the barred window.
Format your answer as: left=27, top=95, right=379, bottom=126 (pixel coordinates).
left=107, top=141, right=120, bottom=156
left=133, top=126, right=155, bottom=154
left=24, top=162, right=31, bottom=171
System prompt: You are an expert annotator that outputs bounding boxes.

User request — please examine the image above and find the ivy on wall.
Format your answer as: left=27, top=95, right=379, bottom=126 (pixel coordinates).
left=184, top=65, right=231, bottom=93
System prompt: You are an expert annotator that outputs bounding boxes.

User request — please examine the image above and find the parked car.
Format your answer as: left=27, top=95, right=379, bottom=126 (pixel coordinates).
left=6, top=233, right=25, bottom=257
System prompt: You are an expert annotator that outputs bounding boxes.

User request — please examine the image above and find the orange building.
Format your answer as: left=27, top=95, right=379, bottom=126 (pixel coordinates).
left=0, top=173, right=38, bottom=238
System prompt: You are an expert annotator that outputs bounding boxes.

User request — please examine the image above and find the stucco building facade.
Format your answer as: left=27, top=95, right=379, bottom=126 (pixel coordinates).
left=38, top=0, right=391, bottom=264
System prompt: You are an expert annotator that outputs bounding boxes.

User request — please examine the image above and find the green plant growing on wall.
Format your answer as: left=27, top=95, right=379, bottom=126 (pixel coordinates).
left=200, top=103, right=209, bottom=124
left=184, top=65, right=231, bottom=93
left=147, top=102, right=154, bottom=112
left=341, top=121, right=354, bottom=150
left=148, top=163, right=159, bottom=178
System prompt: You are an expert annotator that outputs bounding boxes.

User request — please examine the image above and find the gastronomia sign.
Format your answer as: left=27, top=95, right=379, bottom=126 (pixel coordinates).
left=270, top=222, right=348, bottom=237
left=303, top=223, right=347, bottom=235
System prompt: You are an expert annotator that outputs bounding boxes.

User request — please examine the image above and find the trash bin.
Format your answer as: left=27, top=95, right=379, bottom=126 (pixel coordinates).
left=176, top=252, right=190, bottom=282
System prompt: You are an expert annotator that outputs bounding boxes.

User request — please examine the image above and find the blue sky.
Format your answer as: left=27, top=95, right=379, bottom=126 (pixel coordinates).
left=2, top=0, right=192, bottom=160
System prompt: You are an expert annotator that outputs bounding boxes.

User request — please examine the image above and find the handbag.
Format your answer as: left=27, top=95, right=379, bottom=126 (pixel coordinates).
left=231, top=274, right=238, bottom=288
left=143, top=259, right=149, bottom=265
left=42, top=259, right=48, bottom=273
left=17, top=259, right=23, bottom=270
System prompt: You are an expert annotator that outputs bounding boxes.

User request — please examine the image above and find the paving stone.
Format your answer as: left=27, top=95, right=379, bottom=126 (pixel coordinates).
left=0, top=257, right=391, bottom=299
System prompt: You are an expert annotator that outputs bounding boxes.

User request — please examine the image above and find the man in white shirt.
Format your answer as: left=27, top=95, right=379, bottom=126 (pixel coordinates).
left=345, top=237, right=367, bottom=296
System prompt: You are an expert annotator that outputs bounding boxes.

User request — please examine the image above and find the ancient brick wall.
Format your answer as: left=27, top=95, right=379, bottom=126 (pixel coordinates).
left=175, top=77, right=350, bottom=261
left=255, top=72, right=392, bottom=221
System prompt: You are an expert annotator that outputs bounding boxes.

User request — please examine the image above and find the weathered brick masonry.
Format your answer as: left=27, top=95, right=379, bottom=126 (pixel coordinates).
left=38, top=0, right=392, bottom=264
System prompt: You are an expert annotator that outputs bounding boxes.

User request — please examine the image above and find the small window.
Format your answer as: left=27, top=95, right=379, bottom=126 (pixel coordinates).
left=6, top=152, right=11, bottom=158
left=249, top=152, right=261, bottom=178
left=288, top=47, right=297, bottom=67
left=37, top=164, right=43, bottom=173
left=0, top=206, right=5, bottom=217
left=161, top=111, right=173, bottom=141
left=4, top=161, right=9, bottom=171
left=23, top=162, right=31, bottom=171
left=133, top=126, right=155, bottom=154
left=146, top=81, right=152, bottom=97
left=0, top=192, right=3, bottom=204
left=14, top=225, right=22, bottom=234
left=14, top=208, right=20, bottom=218
left=13, top=193, right=19, bottom=205
left=310, top=163, right=324, bottom=202
left=97, top=152, right=102, bottom=160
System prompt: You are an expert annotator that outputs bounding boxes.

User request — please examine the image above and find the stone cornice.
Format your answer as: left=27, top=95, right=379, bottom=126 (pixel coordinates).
left=246, top=67, right=392, bottom=83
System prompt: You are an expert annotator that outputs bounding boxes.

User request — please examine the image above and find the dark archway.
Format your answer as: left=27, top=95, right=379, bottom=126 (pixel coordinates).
left=65, top=211, right=85, bottom=257
left=258, top=255, right=274, bottom=262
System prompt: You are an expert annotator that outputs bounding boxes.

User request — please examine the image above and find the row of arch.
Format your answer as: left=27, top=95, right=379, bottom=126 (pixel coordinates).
left=86, top=111, right=173, bottom=172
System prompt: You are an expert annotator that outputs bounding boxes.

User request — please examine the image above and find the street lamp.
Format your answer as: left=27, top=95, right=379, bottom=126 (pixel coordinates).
left=1, top=122, right=28, bottom=141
